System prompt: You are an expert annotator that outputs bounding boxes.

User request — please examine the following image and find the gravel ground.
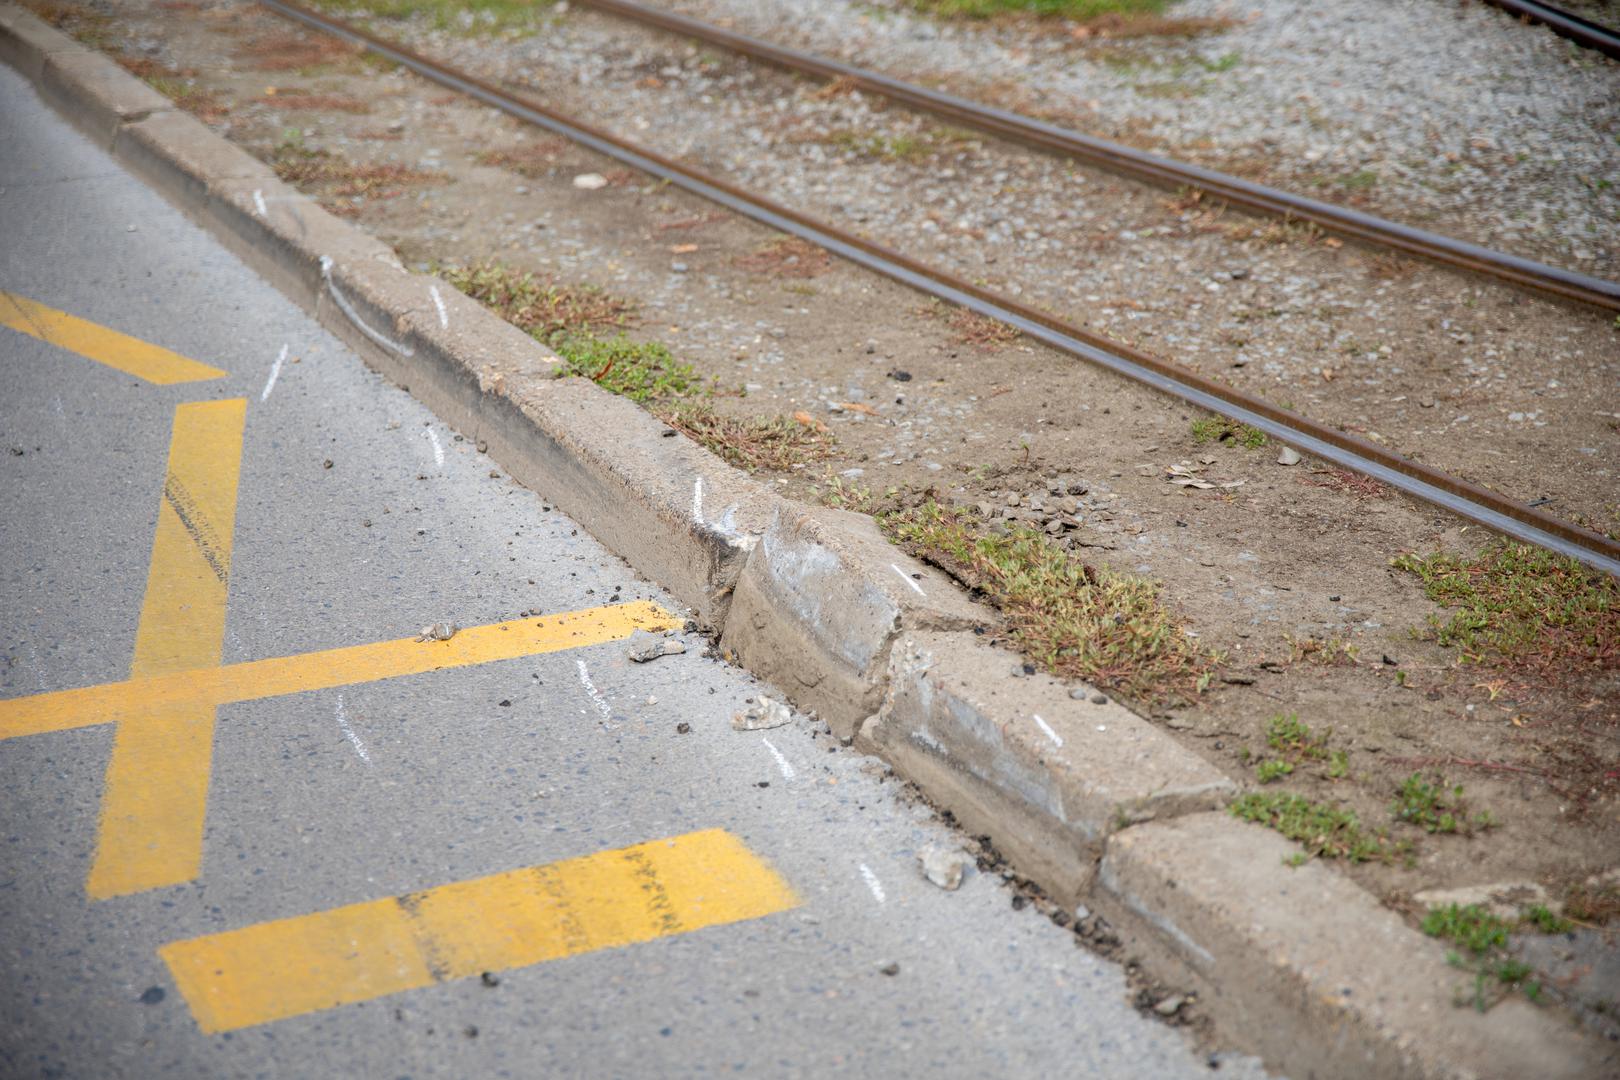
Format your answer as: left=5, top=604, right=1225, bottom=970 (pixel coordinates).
left=653, top=0, right=1620, bottom=275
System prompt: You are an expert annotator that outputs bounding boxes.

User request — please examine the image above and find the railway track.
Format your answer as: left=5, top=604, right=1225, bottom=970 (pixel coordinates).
left=1481, top=0, right=1620, bottom=60
left=257, top=0, right=1620, bottom=577
left=572, top=0, right=1620, bottom=314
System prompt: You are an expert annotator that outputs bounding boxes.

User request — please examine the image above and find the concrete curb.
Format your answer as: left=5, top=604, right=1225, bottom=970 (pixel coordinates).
left=3, top=8, right=1608, bottom=1077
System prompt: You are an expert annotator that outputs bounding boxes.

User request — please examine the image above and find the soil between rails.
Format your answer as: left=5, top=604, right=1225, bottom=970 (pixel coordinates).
left=51, top=0, right=1619, bottom=1020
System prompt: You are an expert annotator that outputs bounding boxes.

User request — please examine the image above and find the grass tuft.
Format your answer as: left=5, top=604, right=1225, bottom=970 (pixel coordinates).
left=1392, top=772, right=1491, bottom=834
left=547, top=333, right=697, bottom=403
left=1391, top=542, right=1618, bottom=673
left=1229, top=791, right=1391, bottom=862
left=653, top=402, right=836, bottom=473
left=733, top=237, right=831, bottom=279
left=270, top=139, right=444, bottom=200
left=307, top=0, right=552, bottom=33
left=883, top=501, right=1210, bottom=701
left=1190, top=416, right=1267, bottom=448
left=439, top=262, right=632, bottom=338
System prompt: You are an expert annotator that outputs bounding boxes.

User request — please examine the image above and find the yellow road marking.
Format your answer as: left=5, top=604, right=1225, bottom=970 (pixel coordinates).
left=161, top=829, right=798, bottom=1033
left=0, top=290, right=227, bottom=384
left=89, top=399, right=246, bottom=900
left=0, top=601, right=681, bottom=743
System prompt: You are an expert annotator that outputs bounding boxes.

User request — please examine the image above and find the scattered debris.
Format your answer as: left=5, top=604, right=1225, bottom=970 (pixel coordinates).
left=675, top=721, right=691, bottom=734
left=1276, top=446, right=1302, bottom=466
left=917, top=844, right=970, bottom=891
left=572, top=172, right=608, bottom=190
left=627, top=632, right=687, bottom=663
left=415, top=622, right=457, bottom=642
left=1154, top=995, right=1185, bottom=1017
left=1164, top=463, right=1244, bottom=490
left=732, top=695, right=792, bottom=730
left=878, top=961, right=900, bottom=976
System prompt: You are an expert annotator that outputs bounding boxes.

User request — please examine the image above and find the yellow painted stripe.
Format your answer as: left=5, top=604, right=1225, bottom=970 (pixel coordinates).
left=161, top=829, right=798, bottom=1033
left=0, top=602, right=681, bottom=742
left=89, top=400, right=246, bottom=900
left=0, top=290, right=227, bottom=384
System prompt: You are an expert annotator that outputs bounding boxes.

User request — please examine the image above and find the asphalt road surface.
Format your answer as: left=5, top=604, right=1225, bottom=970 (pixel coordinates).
left=0, top=63, right=1266, bottom=1079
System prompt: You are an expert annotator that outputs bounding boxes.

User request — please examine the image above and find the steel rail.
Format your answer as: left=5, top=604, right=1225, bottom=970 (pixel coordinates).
left=574, top=0, right=1620, bottom=313
left=257, top=0, right=1620, bottom=577
left=1480, top=0, right=1620, bottom=60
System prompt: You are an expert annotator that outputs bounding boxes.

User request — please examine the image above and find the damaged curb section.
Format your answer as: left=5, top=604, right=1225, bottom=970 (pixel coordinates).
left=1, top=8, right=1606, bottom=1078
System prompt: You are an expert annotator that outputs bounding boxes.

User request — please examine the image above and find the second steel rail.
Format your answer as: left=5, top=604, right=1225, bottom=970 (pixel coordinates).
left=257, top=0, right=1620, bottom=577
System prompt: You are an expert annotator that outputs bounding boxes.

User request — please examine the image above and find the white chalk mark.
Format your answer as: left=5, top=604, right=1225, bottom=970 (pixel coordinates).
left=576, top=659, right=613, bottom=722
left=1033, top=713, right=1063, bottom=749
left=424, top=427, right=445, bottom=467
left=692, top=478, right=703, bottom=524
left=320, top=255, right=414, bottom=356
left=859, top=863, right=886, bottom=904
left=261, top=343, right=287, bottom=402
left=335, top=694, right=371, bottom=763
left=761, top=737, right=796, bottom=780
left=50, top=394, right=66, bottom=431
left=23, top=642, right=49, bottom=692
left=252, top=189, right=267, bottom=217
left=429, top=284, right=449, bottom=329
left=891, top=563, right=927, bottom=597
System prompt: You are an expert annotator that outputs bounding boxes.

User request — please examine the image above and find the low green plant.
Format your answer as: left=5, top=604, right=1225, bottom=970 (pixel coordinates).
left=1392, top=773, right=1494, bottom=834
left=653, top=402, right=836, bottom=473
left=1255, top=759, right=1293, bottom=784
left=1522, top=905, right=1573, bottom=935
left=1190, top=416, right=1268, bottom=448
left=1423, top=904, right=1542, bottom=1009
left=1327, top=749, right=1350, bottom=779
left=1229, top=792, right=1391, bottom=862
left=548, top=333, right=698, bottom=403
left=883, top=501, right=1210, bottom=701
left=1391, top=542, right=1618, bottom=673
left=1267, top=713, right=1328, bottom=760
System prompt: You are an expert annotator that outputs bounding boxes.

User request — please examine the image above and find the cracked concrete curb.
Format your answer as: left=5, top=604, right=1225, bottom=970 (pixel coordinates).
left=3, top=8, right=1608, bottom=1077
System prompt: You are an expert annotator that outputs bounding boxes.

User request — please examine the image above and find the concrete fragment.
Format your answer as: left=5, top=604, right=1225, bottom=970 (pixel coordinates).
left=1099, top=812, right=1611, bottom=1080
left=722, top=505, right=986, bottom=737
left=917, top=844, right=969, bottom=891
left=860, top=631, right=1234, bottom=904
left=627, top=633, right=685, bottom=663
left=732, top=696, right=791, bottom=731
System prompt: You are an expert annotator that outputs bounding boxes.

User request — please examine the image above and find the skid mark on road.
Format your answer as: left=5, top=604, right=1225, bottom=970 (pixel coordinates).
left=88, top=399, right=245, bottom=901
left=159, top=829, right=798, bottom=1032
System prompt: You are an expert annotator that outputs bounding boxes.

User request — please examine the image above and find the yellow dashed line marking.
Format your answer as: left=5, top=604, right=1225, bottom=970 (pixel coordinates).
left=0, top=290, right=227, bottom=384
left=160, top=829, right=798, bottom=1032
left=0, top=601, right=681, bottom=742
left=88, top=399, right=245, bottom=900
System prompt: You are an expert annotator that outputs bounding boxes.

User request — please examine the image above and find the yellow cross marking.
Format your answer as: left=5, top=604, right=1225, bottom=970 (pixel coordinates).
left=0, top=601, right=681, bottom=743
left=160, top=829, right=798, bottom=1033
left=0, top=290, right=227, bottom=384
left=88, top=399, right=245, bottom=899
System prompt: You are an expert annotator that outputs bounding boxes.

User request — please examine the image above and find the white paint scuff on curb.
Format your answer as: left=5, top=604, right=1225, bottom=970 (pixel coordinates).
left=320, top=255, right=413, bottom=357
left=1032, top=713, right=1063, bottom=749
left=692, top=477, right=703, bottom=524
left=424, top=427, right=445, bottom=467
left=890, top=563, right=926, bottom=597
left=429, top=283, right=448, bottom=329
left=252, top=188, right=267, bottom=217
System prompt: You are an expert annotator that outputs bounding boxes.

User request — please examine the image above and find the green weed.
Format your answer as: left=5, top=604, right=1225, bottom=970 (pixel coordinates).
left=1255, top=759, right=1293, bottom=784
left=307, top=0, right=551, bottom=33
left=1190, top=416, right=1267, bottom=448
left=548, top=333, right=698, bottom=403
left=1522, top=905, right=1573, bottom=935
left=1229, top=792, right=1392, bottom=862
left=883, top=501, right=1210, bottom=701
left=1423, top=904, right=1542, bottom=1009
left=653, top=402, right=835, bottom=473
left=1391, top=542, right=1618, bottom=673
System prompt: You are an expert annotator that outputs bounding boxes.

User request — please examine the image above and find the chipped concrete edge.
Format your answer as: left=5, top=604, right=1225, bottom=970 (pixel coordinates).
left=2, top=10, right=1607, bottom=1078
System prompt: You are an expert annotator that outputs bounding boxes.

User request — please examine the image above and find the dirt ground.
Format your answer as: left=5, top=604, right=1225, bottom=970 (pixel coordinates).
left=34, top=0, right=1620, bottom=1033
